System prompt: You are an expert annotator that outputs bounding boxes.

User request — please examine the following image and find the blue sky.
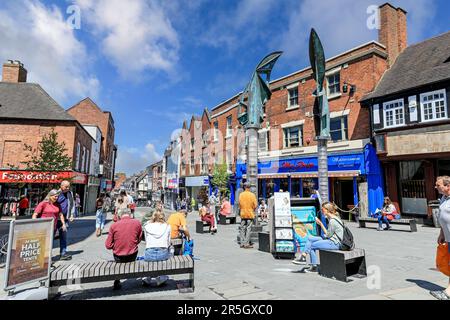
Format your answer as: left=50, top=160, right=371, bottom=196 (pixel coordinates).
left=1, top=0, right=449, bottom=175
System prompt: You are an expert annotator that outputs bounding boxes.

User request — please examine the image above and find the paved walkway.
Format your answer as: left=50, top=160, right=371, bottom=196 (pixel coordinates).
left=0, top=208, right=447, bottom=300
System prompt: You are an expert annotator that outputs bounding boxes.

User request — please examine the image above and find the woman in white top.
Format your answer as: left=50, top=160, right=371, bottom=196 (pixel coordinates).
left=377, top=197, right=399, bottom=231
left=142, top=209, right=172, bottom=286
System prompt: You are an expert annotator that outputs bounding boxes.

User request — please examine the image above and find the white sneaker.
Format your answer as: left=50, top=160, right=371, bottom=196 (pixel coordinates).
left=155, top=275, right=169, bottom=287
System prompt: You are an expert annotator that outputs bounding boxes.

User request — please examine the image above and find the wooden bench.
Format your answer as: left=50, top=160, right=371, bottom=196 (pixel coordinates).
left=318, top=248, right=367, bottom=282
left=48, top=255, right=194, bottom=299
left=358, top=217, right=417, bottom=232
left=219, top=214, right=237, bottom=225
left=196, top=220, right=211, bottom=234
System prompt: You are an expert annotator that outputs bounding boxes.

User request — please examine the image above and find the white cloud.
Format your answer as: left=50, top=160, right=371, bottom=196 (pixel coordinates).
left=0, top=0, right=99, bottom=104
left=76, top=0, right=180, bottom=79
left=277, top=0, right=438, bottom=65
left=115, top=143, right=161, bottom=175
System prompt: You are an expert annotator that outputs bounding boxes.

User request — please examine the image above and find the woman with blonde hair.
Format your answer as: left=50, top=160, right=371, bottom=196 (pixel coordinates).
left=142, top=209, right=172, bottom=286
left=292, top=202, right=344, bottom=273
left=32, top=189, right=66, bottom=233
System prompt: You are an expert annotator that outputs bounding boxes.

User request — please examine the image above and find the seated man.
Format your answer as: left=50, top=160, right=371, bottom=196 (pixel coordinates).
left=105, top=208, right=142, bottom=290
left=167, top=205, right=191, bottom=240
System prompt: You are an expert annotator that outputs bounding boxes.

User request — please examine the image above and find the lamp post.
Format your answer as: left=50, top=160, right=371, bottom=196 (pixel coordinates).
left=309, top=29, right=330, bottom=202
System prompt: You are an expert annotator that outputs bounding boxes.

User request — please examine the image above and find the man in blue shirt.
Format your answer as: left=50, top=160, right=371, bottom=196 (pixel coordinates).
left=57, top=180, right=77, bottom=260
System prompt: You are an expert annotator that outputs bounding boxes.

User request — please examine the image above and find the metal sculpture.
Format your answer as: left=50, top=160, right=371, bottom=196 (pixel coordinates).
left=238, top=52, right=283, bottom=200
left=309, top=28, right=330, bottom=202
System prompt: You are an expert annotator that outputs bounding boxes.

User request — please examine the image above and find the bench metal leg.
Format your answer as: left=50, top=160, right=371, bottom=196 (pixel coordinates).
left=189, top=272, right=195, bottom=291
left=358, top=220, right=366, bottom=228
left=409, top=221, right=417, bottom=232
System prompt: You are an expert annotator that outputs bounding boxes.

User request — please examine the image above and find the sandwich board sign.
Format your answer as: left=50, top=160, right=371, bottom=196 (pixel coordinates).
left=3, top=218, right=54, bottom=293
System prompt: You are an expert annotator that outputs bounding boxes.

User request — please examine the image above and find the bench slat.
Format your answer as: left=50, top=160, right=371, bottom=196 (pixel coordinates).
left=61, top=264, right=77, bottom=280
left=83, top=262, right=95, bottom=278
left=55, top=264, right=71, bottom=281
left=97, top=261, right=108, bottom=277
left=51, top=264, right=66, bottom=281
left=90, top=261, right=101, bottom=277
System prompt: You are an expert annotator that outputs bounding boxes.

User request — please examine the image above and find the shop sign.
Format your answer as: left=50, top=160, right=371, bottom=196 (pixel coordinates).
left=0, top=171, right=88, bottom=185
left=168, top=179, right=178, bottom=189
left=186, top=176, right=209, bottom=187
left=257, top=153, right=364, bottom=175
left=4, top=219, right=54, bottom=290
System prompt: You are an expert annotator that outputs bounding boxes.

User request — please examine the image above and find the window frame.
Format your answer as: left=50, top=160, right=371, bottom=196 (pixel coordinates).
left=283, top=126, right=303, bottom=149
left=288, top=87, right=299, bottom=109
left=383, top=98, right=406, bottom=129
left=329, top=116, right=348, bottom=142
left=226, top=116, right=233, bottom=138
left=213, top=122, right=219, bottom=142
left=258, top=130, right=270, bottom=152
left=326, top=70, right=341, bottom=98
left=420, top=89, right=448, bottom=123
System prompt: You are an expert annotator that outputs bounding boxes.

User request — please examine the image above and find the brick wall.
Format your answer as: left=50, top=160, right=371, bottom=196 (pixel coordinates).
left=67, top=98, right=116, bottom=179
left=0, top=120, right=92, bottom=171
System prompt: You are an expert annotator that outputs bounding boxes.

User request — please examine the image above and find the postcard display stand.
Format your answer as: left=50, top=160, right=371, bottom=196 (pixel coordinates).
left=271, top=193, right=295, bottom=259
left=270, top=195, right=321, bottom=259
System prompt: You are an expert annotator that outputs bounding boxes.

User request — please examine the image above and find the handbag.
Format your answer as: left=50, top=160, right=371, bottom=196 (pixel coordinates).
left=436, top=243, right=450, bottom=276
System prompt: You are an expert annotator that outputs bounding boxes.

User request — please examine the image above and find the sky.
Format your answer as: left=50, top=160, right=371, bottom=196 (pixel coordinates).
left=0, top=0, right=449, bottom=176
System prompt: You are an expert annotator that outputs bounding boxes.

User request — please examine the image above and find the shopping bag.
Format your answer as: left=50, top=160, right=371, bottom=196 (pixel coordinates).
left=436, top=243, right=450, bottom=277
left=183, top=238, right=194, bottom=257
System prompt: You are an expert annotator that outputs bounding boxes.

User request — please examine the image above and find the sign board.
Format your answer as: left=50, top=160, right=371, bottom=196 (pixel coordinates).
left=0, top=171, right=87, bottom=185
left=272, top=193, right=295, bottom=254
left=185, top=176, right=209, bottom=187
left=4, top=219, right=54, bottom=291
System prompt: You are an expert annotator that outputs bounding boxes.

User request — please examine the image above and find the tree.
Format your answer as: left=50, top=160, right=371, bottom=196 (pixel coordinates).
left=211, top=162, right=230, bottom=200
left=22, top=129, right=73, bottom=171
left=21, top=129, right=73, bottom=189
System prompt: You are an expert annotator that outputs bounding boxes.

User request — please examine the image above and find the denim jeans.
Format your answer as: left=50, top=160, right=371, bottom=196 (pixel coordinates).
left=304, top=235, right=340, bottom=266
left=57, top=219, right=69, bottom=255
left=96, top=209, right=107, bottom=230
left=144, top=248, right=171, bottom=262
left=377, top=215, right=390, bottom=228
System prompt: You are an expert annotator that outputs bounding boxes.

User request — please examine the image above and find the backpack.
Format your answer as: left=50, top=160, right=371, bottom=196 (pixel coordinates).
left=332, top=218, right=355, bottom=251
left=182, top=238, right=194, bottom=257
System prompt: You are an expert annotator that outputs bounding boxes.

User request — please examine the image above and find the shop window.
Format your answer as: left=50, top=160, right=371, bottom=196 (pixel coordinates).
left=399, top=161, right=426, bottom=199
left=438, top=160, right=450, bottom=177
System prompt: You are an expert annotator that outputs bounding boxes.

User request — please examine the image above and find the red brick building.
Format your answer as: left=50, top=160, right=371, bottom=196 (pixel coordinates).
left=178, top=3, right=406, bottom=214
left=0, top=61, right=93, bottom=213
left=67, top=98, right=117, bottom=191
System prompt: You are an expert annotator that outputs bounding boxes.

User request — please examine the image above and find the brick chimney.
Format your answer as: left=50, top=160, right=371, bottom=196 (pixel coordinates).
left=2, top=60, right=28, bottom=83
left=378, top=3, right=408, bottom=67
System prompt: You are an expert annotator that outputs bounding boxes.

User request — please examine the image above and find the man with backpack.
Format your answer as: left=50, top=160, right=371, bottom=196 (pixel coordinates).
left=292, top=202, right=354, bottom=273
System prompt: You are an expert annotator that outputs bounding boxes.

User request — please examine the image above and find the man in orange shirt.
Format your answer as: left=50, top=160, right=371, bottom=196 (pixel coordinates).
left=167, top=205, right=191, bottom=240
left=239, top=182, right=257, bottom=249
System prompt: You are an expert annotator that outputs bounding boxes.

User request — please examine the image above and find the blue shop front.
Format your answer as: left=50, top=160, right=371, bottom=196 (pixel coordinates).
left=235, top=144, right=384, bottom=216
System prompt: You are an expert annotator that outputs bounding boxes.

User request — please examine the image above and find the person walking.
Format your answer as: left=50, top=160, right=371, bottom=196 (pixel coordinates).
left=95, top=193, right=106, bottom=237
left=430, top=176, right=450, bottom=300
left=292, top=202, right=343, bottom=273
left=75, top=193, right=82, bottom=216
left=239, top=182, right=257, bottom=249
left=142, top=209, right=172, bottom=287
left=32, top=190, right=66, bottom=235
left=105, top=208, right=142, bottom=290
left=57, top=180, right=77, bottom=260
left=18, top=195, right=29, bottom=216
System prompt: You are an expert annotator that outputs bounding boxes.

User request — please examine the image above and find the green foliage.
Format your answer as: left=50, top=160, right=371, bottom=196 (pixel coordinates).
left=211, top=162, right=230, bottom=199
left=21, top=128, right=73, bottom=172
